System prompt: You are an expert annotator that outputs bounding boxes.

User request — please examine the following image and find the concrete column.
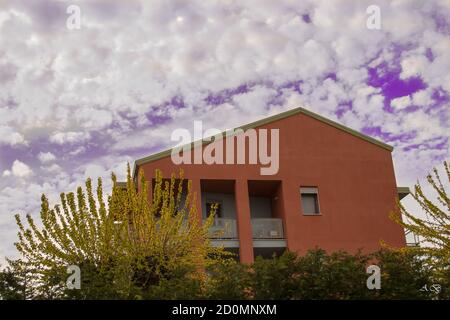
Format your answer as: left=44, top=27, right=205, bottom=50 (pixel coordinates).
left=235, top=179, right=254, bottom=263
left=279, top=180, right=302, bottom=253
left=191, top=178, right=203, bottom=225
left=278, top=181, right=293, bottom=249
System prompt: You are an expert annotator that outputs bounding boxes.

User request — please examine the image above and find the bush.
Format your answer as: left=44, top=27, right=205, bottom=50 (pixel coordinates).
left=294, top=249, right=369, bottom=299
left=3, top=248, right=443, bottom=300
left=369, top=249, right=435, bottom=300
left=205, top=259, right=250, bottom=300
left=205, top=249, right=439, bottom=300
left=250, top=251, right=299, bottom=299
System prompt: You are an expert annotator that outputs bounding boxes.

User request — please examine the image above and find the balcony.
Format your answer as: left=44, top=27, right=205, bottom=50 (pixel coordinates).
left=207, top=218, right=238, bottom=239
left=251, top=218, right=284, bottom=239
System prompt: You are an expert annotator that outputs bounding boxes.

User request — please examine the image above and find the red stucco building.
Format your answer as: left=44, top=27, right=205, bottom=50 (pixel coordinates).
left=132, top=107, right=409, bottom=263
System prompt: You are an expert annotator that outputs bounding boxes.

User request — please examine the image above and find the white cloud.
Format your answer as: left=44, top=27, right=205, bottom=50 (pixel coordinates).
left=37, top=151, right=56, bottom=163
left=400, top=55, right=429, bottom=79
left=0, top=126, right=26, bottom=146
left=0, top=0, right=448, bottom=155
left=391, top=96, right=412, bottom=110
left=49, top=131, right=90, bottom=145
left=10, top=160, right=32, bottom=178
left=75, top=107, right=114, bottom=130
left=412, top=89, right=433, bottom=107
left=111, top=123, right=181, bottom=152
left=82, top=164, right=107, bottom=180
left=69, top=146, right=86, bottom=156
left=41, top=163, right=61, bottom=173
left=232, top=86, right=278, bottom=117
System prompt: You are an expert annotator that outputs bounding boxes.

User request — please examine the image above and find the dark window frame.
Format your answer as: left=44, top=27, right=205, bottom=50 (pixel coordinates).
left=300, top=187, right=321, bottom=215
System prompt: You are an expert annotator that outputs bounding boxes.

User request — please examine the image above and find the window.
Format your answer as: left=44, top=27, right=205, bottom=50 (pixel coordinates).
left=206, top=200, right=222, bottom=218
left=300, top=187, right=320, bottom=215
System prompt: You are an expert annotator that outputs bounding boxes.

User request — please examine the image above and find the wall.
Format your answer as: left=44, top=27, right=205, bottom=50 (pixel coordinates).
left=138, top=112, right=406, bottom=262
left=249, top=196, right=272, bottom=218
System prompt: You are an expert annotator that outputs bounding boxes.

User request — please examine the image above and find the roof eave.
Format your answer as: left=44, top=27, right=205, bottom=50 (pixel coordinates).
left=397, top=186, right=411, bottom=200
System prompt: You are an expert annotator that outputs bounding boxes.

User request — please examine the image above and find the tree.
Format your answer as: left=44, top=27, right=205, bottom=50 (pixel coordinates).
left=0, top=260, right=27, bottom=300
left=370, top=249, right=433, bottom=300
left=13, top=165, right=228, bottom=299
left=0, top=259, right=55, bottom=300
left=390, top=160, right=450, bottom=298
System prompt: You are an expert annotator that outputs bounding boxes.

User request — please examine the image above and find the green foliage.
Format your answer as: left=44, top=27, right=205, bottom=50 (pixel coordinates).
left=293, top=249, right=369, bottom=300
left=144, top=265, right=204, bottom=300
left=205, top=259, right=251, bottom=300
left=204, top=249, right=440, bottom=300
left=438, top=268, right=450, bottom=300
left=250, top=251, right=299, bottom=299
left=370, top=249, right=433, bottom=300
left=60, top=262, right=129, bottom=300
left=241, top=250, right=370, bottom=300
left=390, top=160, right=450, bottom=298
left=10, top=165, right=228, bottom=299
left=2, top=248, right=443, bottom=300
left=0, top=260, right=27, bottom=300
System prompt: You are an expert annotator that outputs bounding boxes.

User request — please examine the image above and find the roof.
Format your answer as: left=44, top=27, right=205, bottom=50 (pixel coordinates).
left=397, top=187, right=411, bottom=200
left=132, top=106, right=394, bottom=179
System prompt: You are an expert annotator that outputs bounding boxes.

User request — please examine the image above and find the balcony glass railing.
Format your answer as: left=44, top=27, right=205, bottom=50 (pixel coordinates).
left=207, top=218, right=238, bottom=239
left=205, top=218, right=285, bottom=240
left=251, top=218, right=284, bottom=239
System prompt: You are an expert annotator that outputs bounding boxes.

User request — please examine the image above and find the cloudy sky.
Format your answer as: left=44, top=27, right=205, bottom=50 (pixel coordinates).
left=0, top=0, right=449, bottom=263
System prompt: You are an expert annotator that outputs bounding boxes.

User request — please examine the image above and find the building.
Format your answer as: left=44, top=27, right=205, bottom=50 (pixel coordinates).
left=131, top=107, right=409, bottom=263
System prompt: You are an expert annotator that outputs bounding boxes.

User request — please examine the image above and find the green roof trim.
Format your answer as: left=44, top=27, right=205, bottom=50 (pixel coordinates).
left=397, top=186, right=411, bottom=200
left=133, top=106, right=394, bottom=178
